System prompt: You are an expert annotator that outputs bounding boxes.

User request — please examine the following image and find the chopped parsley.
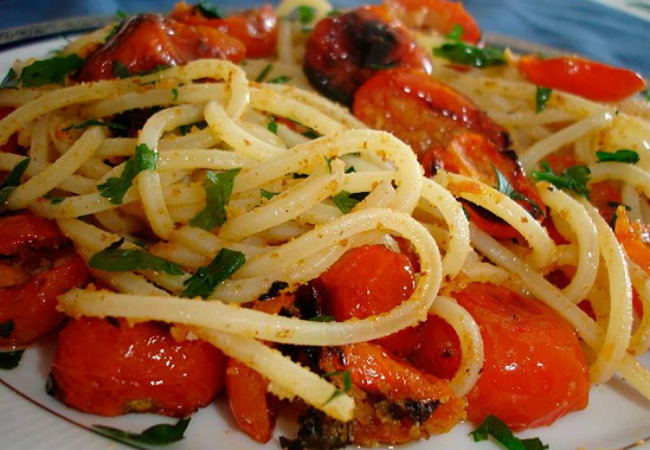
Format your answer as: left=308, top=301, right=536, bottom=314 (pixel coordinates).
left=98, top=143, right=158, bottom=205
left=181, top=248, right=246, bottom=299
left=269, top=75, right=292, bottom=84
left=171, top=87, right=179, bottom=102
left=261, top=188, right=279, bottom=201
left=471, top=415, right=548, bottom=450
left=179, top=121, right=208, bottom=136
left=531, top=160, right=591, bottom=199
left=308, top=315, right=335, bottom=322
left=287, top=5, right=316, bottom=31
left=115, top=9, right=128, bottom=19
left=595, top=149, right=640, bottom=164
left=324, top=155, right=334, bottom=173
left=256, top=63, right=274, bottom=82
left=332, top=190, right=362, bottom=214
left=445, top=23, right=464, bottom=41
left=493, top=165, right=543, bottom=216
left=0, top=350, right=24, bottom=370
left=93, top=418, right=191, bottom=446
left=267, top=119, right=278, bottom=134
left=322, top=370, right=352, bottom=405
left=0, top=68, right=19, bottom=89
left=0, top=319, right=14, bottom=339
left=433, top=42, right=506, bottom=68
left=190, top=168, right=240, bottom=231
left=0, top=157, right=30, bottom=214
left=111, top=60, right=131, bottom=79
left=62, top=119, right=128, bottom=132
left=88, top=247, right=184, bottom=275
left=196, top=1, right=223, bottom=19
left=18, top=54, right=84, bottom=87
left=535, top=86, right=553, bottom=113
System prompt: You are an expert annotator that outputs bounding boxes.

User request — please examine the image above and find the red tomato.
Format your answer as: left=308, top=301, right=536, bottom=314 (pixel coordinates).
left=170, top=2, right=277, bottom=58
left=226, top=358, right=276, bottom=443
left=51, top=317, right=226, bottom=416
left=317, top=244, right=419, bottom=356
left=303, top=6, right=432, bottom=104
left=0, top=212, right=66, bottom=256
left=321, top=342, right=465, bottom=445
left=518, top=54, right=646, bottom=103
left=353, top=68, right=545, bottom=233
left=383, top=0, right=481, bottom=44
left=409, top=314, right=461, bottom=380
left=450, top=283, right=589, bottom=430
left=76, top=14, right=245, bottom=82
left=0, top=253, right=88, bottom=346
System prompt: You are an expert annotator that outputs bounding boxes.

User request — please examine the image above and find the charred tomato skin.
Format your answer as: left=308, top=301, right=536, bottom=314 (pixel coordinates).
left=50, top=317, right=227, bottom=417
left=303, top=6, right=432, bottom=105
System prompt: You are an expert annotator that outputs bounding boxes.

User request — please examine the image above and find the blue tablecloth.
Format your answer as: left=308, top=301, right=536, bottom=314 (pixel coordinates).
left=0, top=0, right=648, bottom=76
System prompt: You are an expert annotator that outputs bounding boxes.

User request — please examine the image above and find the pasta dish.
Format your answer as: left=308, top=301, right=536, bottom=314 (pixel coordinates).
left=0, top=0, right=649, bottom=448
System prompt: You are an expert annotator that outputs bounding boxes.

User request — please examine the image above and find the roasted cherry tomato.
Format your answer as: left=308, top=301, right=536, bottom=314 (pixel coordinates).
left=320, top=342, right=465, bottom=446
left=446, top=283, right=589, bottom=430
left=76, top=14, right=245, bottom=82
left=0, top=212, right=88, bottom=346
left=50, top=317, right=227, bottom=416
left=226, top=358, right=276, bottom=443
left=303, top=6, right=432, bottom=105
left=518, top=54, right=646, bottom=103
left=383, top=0, right=481, bottom=44
left=170, top=2, right=277, bottom=58
left=317, top=244, right=419, bottom=356
left=354, top=68, right=545, bottom=230
left=409, top=314, right=461, bottom=380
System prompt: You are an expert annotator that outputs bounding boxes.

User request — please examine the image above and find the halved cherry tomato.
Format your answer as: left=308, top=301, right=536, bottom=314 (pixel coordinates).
left=612, top=207, right=647, bottom=317
left=226, top=358, right=276, bottom=443
left=76, top=14, right=245, bottom=82
left=447, top=282, right=589, bottom=430
left=353, top=68, right=545, bottom=228
left=383, top=0, right=481, bottom=44
left=303, top=6, right=432, bottom=104
left=0, top=212, right=66, bottom=256
left=518, top=54, right=646, bottom=103
left=320, top=342, right=465, bottom=445
left=317, top=244, right=419, bottom=356
left=170, top=2, right=277, bottom=58
left=51, top=317, right=226, bottom=416
left=409, top=315, right=460, bottom=380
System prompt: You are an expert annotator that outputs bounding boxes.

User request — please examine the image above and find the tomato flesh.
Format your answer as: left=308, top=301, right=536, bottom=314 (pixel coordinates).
left=51, top=317, right=227, bottom=417
left=518, top=55, right=646, bottom=103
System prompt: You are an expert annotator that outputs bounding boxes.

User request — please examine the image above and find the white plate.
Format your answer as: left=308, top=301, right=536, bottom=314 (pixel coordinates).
left=1, top=36, right=649, bottom=450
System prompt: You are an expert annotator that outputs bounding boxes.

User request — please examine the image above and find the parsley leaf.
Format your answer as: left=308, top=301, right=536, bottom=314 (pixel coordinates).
left=535, top=86, right=552, bottom=113
left=98, top=143, right=158, bottom=205
left=332, top=190, right=363, bottom=214
left=0, top=319, right=14, bottom=339
left=256, top=63, right=274, bottom=82
left=196, top=1, right=223, bottom=19
left=322, top=370, right=352, bottom=405
left=324, top=155, right=334, bottom=173
left=433, top=42, right=506, bottom=68
left=308, top=315, right=335, bottom=322
left=116, top=9, right=128, bottom=19
left=0, top=157, right=30, bottom=214
left=181, top=248, right=246, bottom=299
left=288, top=5, right=316, bottom=31
left=88, top=247, right=184, bottom=275
left=531, top=160, right=591, bottom=199
left=0, top=68, right=19, bottom=89
left=111, top=60, right=131, bottom=78
left=471, top=415, right=548, bottom=450
left=492, top=166, right=543, bottom=216
left=93, top=418, right=191, bottom=445
left=267, top=119, right=278, bottom=134
left=179, top=121, right=207, bottom=136
left=171, top=87, right=179, bottom=102
left=446, top=23, right=464, bottom=41
left=19, top=54, right=84, bottom=87
left=596, top=149, right=640, bottom=164
left=269, top=75, right=292, bottom=84
left=190, top=168, right=240, bottom=231
left=0, top=350, right=24, bottom=370
left=261, top=188, right=279, bottom=201
left=62, top=119, right=127, bottom=132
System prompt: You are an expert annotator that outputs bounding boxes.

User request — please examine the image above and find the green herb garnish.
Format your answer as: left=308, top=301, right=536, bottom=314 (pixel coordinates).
left=256, top=63, right=274, bottom=82
left=0, top=350, right=24, bottom=370
left=261, top=188, right=279, bottom=201
left=267, top=119, right=278, bottom=134
left=596, top=149, right=640, bottom=164
left=190, top=168, right=240, bottom=231
left=111, top=60, right=131, bottom=78
left=62, top=119, right=128, bottom=132
left=0, top=68, right=19, bottom=89
left=181, top=248, right=246, bottom=299
left=493, top=165, right=543, bottom=216
left=288, top=5, right=316, bottom=31
left=196, top=1, right=223, bottom=19
left=179, top=121, right=208, bottom=136
left=93, top=418, right=191, bottom=446
left=269, top=75, right=292, bottom=84
left=531, top=160, right=591, bottom=199
left=18, top=54, right=84, bottom=87
left=433, top=42, right=506, bottom=68
left=98, top=143, right=158, bottom=205
left=0, top=157, right=30, bottom=214
left=331, top=190, right=362, bottom=214
left=535, top=86, right=552, bottom=113
left=471, top=415, right=548, bottom=450
left=322, top=370, right=352, bottom=405
left=88, top=247, right=184, bottom=275
left=171, top=87, right=179, bottom=102
left=308, top=315, right=335, bottom=322
left=445, top=24, right=464, bottom=41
